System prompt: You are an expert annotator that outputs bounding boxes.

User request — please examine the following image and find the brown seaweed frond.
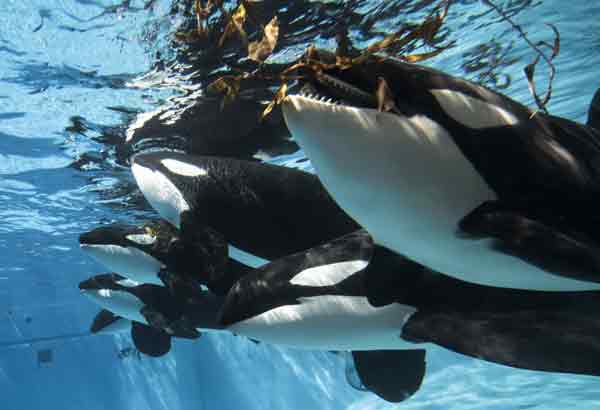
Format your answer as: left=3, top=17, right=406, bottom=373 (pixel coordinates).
left=483, top=0, right=560, bottom=115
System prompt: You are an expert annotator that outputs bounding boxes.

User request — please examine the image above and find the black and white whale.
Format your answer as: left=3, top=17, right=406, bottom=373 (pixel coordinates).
left=282, top=56, right=600, bottom=291
left=125, top=87, right=298, bottom=160
left=79, top=220, right=249, bottom=295
left=79, top=273, right=212, bottom=357
left=130, top=151, right=360, bottom=261
left=81, top=231, right=600, bottom=393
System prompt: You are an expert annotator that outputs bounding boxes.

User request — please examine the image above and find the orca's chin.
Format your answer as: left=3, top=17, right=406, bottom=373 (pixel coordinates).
left=282, top=94, right=400, bottom=160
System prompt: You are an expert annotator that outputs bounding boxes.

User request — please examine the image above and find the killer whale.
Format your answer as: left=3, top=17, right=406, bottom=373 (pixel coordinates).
left=80, top=244, right=424, bottom=403
left=126, top=82, right=297, bottom=160
left=81, top=230, right=600, bottom=396
left=220, top=229, right=600, bottom=378
left=282, top=55, right=600, bottom=291
left=79, top=220, right=250, bottom=295
left=79, top=273, right=215, bottom=357
left=130, top=151, right=359, bottom=261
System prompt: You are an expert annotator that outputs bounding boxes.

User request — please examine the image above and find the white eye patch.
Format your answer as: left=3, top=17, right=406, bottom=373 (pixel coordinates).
left=161, top=159, right=207, bottom=177
left=290, top=260, right=369, bottom=287
left=116, top=278, right=141, bottom=288
left=99, top=289, right=112, bottom=297
left=126, top=234, right=157, bottom=245
left=431, top=89, right=519, bottom=129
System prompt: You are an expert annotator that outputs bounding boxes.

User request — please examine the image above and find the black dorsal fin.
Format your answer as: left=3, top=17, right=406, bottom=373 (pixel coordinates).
left=588, top=88, right=600, bottom=130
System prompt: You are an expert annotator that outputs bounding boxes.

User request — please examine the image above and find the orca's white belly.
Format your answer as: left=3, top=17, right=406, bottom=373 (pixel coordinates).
left=228, top=296, right=418, bottom=351
left=283, top=97, right=600, bottom=291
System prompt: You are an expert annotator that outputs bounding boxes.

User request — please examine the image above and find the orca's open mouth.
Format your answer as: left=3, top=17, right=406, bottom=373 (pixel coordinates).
left=296, top=72, right=378, bottom=110
left=289, top=60, right=415, bottom=118
left=284, top=54, right=429, bottom=118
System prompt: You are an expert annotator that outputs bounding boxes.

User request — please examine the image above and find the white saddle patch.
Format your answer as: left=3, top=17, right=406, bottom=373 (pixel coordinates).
left=431, top=89, right=519, bottom=129
left=161, top=158, right=208, bottom=177
left=290, top=260, right=368, bottom=287
left=116, top=278, right=141, bottom=288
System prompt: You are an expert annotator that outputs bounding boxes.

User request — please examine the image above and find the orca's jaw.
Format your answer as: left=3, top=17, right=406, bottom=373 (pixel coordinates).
left=131, top=161, right=190, bottom=228
left=281, top=94, right=401, bottom=185
left=80, top=244, right=164, bottom=285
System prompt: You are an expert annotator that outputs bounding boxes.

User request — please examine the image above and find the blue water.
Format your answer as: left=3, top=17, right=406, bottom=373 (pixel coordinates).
left=1, top=1, right=600, bottom=409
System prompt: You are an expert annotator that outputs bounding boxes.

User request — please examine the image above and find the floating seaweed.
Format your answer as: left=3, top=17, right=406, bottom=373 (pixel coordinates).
left=483, top=0, right=560, bottom=115
left=197, top=0, right=455, bottom=117
left=175, top=0, right=561, bottom=121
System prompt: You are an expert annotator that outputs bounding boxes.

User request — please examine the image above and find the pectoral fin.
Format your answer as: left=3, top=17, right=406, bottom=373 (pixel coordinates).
left=90, top=309, right=123, bottom=333
left=351, top=349, right=426, bottom=403
left=459, top=201, right=600, bottom=283
left=130, top=321, right=172, bottom=357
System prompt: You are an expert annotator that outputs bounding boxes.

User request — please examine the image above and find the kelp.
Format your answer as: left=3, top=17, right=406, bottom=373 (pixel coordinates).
left=248, top=16, right=279, bottom=63
left=261, top=82, right=287, bottom=120
left=190, top=0, right=560, bottom=120
left=206, top=75, right=242, bottom=110
left=218, top=2, right=248, bottom=47
left=254, top=0, right=454, bottom=117
left=201, top=0, right=454, bottom=116
left=352, top=0, right=453, bottom=65
left=376, top=77, right=400, bottom=114
left=483, top=0, right=560, bottom=115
